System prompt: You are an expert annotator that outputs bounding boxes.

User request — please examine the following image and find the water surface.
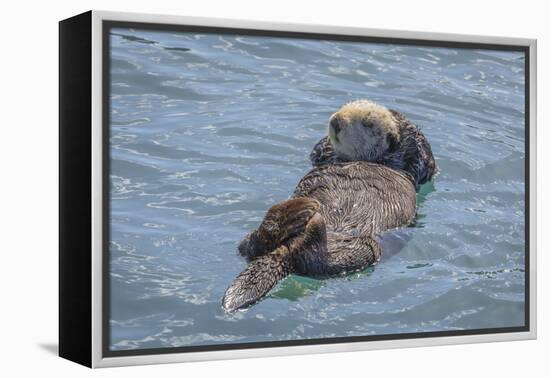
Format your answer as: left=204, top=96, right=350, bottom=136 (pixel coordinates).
left=108, top=28, right=526, bottom=350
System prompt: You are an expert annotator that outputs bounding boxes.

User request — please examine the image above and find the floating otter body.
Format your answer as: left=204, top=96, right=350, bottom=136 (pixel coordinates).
left=222, top=99, right=437, bottom=312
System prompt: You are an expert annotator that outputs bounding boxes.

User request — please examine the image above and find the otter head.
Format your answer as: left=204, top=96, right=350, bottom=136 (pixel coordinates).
left=328, top=99, right=400, bottom=162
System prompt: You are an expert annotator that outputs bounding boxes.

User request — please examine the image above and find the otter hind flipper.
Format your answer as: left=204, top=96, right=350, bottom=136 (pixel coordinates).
left=222, top=246, right=293, bottom=313
left=293, top=216, right=382, bottom=277
left=323, top=235, right=382, bottom=275
left=224, top=204, right=325, bottom=312
left=297, top=235, right=382, bottom=277
left=238, top=198, right=320, bottom=260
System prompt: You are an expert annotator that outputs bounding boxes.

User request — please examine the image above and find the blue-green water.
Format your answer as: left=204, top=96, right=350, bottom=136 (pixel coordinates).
left=109, top=28, right=526, bottom=350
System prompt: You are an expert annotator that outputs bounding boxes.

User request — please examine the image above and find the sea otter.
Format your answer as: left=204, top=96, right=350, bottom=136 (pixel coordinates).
left=222, top=99, right=437, bottom=313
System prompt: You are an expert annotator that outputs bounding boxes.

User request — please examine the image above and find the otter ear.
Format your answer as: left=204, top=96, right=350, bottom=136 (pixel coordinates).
left=386, top=132, right=399, bottom=152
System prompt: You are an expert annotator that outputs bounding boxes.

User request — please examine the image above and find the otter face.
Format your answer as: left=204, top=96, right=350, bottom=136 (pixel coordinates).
left=328, top=100, right=400, bottom=162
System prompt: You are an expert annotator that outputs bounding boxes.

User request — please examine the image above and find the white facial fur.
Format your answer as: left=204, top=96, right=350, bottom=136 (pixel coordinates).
left=328, top=99, right=399, bottom=162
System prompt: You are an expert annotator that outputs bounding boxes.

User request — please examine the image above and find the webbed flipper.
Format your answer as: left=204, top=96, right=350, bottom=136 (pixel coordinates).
left=290, top=215, right=381, bottom=277
left=238, top=198, right=320, bottom=260
left=322, top=233, right=382, bottom=275
left=224, top=207, right=325, bottom=313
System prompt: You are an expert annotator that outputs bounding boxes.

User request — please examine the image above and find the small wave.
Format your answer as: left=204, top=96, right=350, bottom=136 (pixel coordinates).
left=111, top=32, right=157, bottom=45
left=163, top=46, right=191, bottom=52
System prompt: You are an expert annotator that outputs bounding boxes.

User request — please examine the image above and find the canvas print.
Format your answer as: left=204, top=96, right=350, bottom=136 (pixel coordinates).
left=106, top=25, right=526, bottom=353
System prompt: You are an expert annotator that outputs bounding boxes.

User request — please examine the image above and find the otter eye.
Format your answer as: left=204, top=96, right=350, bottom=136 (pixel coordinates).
left=362, top=121, right=373, bottom=128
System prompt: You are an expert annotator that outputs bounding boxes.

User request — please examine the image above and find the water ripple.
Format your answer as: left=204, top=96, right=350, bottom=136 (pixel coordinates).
left=109, top=28, right=526, bottom=350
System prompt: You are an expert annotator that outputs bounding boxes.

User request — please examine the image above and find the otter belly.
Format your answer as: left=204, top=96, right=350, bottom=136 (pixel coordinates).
left=292, top=161, right=417, bottom=236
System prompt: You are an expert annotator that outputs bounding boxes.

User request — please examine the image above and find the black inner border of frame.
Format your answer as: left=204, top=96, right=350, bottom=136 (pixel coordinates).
left=102, top=20, right=531, bottom=358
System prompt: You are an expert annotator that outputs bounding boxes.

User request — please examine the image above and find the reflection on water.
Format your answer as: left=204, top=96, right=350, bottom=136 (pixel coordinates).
left=109, top=28, right=526, bottom=350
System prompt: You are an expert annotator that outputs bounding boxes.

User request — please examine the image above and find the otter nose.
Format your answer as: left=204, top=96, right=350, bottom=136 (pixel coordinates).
left=330, top=117, right=341, bottom=135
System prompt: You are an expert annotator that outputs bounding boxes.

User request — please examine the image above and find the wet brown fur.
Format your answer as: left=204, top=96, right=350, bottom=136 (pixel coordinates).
left=223, top=100, right=436, bottom=312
